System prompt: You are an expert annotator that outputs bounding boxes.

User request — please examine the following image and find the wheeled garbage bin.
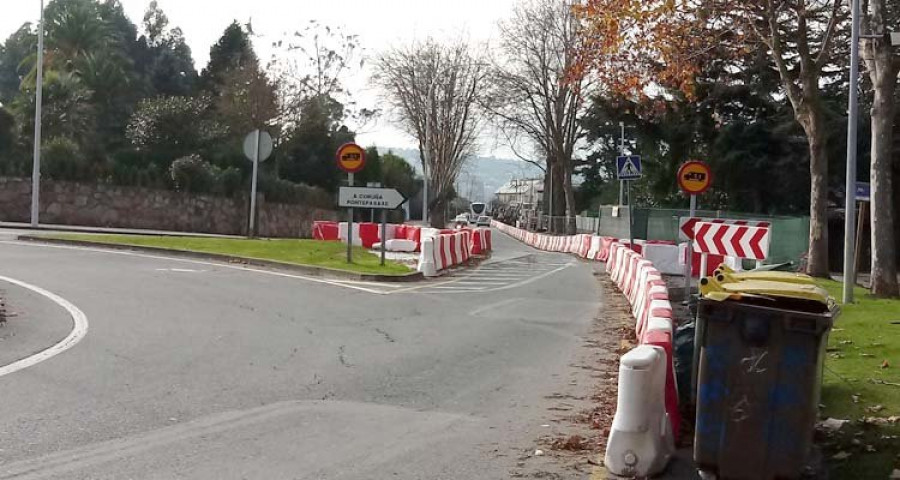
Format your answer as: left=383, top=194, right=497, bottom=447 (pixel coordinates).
left=694, top=274, right=838, bottom=480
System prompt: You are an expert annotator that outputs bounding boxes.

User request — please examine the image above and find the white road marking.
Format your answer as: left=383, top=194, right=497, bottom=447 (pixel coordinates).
left=468, top=298, right=518, bottom=316
left=155, top=268, right=205, bottom=273
left=0, top=241, right=387, bottom=295
left=0, top=275, right=89, bottom=378
left=428, top=286, right=486, bottom=291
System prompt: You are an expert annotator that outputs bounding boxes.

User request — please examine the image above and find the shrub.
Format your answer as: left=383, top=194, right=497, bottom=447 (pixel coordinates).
left=42, top=137, right=90, bottom=181
left=215, top=167, right=244, bottom=196
left=257, top=174, right=331, bottom=208
left=170, top=154, right=216, bottom=193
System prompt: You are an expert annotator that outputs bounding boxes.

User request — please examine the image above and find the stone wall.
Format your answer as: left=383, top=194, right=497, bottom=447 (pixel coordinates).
left=0, top=177, right=337, bottom=238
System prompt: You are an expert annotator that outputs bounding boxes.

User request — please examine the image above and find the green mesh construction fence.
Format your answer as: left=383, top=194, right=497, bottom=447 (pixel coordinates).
left=585, top=207, right=810, bottom=265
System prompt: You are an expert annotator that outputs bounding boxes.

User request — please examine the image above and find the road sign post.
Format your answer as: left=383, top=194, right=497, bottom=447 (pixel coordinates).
left=243, top=130, right=273, bottom=237
left=676, top=161, right=713, bottom=301
left=337, top=186, right=407, bottom=265
left=336, top=143, right=367, bottom=264
left=381, top=210, right=387, bottom=266
left=347, top=173, right=354, bottom=263
left=616, top=155, right=642, bottom=250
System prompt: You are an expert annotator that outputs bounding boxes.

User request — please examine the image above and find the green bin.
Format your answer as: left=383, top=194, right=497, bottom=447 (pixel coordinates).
left=694, top=294, right=837, bottom=479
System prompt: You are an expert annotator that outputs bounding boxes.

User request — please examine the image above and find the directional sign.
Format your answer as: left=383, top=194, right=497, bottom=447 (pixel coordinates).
left=678, top=217, right=771, bottom=241
left=693, top=221, right=771, bottom=260
left=339, top=187, right=407, bottom=210
left=677, top=161, right=712, bottom=195
left=336, top=143, right=366, bottom=173
left=616, top=155, right=642, bottom=180
left=855, top=182, right=871, bottom=202
left=243, top=130, right=273, bottom=163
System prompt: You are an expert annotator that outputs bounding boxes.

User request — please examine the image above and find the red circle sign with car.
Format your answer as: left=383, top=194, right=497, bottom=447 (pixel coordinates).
left=336, top=143, right=366, bottom=173
left=677, top=161, right=713, bottom=195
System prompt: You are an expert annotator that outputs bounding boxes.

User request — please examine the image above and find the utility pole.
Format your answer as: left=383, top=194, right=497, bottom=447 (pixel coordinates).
left=30, top=0, right=45, bottom=228
left=842, top=0, right=861, bottom=304
left=618, top=122, right=625, bottom=206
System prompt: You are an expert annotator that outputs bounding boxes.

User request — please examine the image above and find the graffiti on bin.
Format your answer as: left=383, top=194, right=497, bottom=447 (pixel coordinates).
left=740, top=348, right=769, bottom=374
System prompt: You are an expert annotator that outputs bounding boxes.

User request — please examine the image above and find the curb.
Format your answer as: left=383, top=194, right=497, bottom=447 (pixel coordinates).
left=17, top=235, right=425, bottom=283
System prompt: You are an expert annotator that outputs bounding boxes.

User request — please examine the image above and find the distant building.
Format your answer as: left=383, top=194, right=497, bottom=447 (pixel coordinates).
left=495, top=178, right=543, bottom=209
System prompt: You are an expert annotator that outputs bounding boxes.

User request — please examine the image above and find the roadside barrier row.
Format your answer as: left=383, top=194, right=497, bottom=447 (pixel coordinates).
left=417, top=227, right=493, bottom=277
left=491, top=220, right=677, bottom=477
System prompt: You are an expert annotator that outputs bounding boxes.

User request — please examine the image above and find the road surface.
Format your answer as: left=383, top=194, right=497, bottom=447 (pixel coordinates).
left=0, top=230, right=604, bottom=479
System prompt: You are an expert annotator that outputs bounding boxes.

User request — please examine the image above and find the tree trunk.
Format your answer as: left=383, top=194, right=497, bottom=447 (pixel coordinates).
left=868, top=45, right=899, bottom=297
left=430, top=196, right=447, bottom=229
left=799, top=109, right=830, bottom=277
left=563, top=162, right=577, bottom=235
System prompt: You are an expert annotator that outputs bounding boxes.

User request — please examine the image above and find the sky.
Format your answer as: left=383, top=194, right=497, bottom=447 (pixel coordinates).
left=0, top=0, right=519, bottom=155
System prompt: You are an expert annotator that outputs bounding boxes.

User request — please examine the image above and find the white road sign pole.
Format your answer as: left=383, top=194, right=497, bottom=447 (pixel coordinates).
left=380, top=210, right=387, bottom=266
left=30, top=0, right=45, bottom=228
left=248, top=130, right=260, bottom=237
left=347, top=173, right=354, bottom=264
left=684, top=194, right=697, bottom=303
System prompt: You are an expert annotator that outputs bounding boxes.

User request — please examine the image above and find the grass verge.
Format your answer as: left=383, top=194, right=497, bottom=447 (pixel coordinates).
left=818, top=279, right=900, bottom=479
left=40, top=234, right=413, bottom=276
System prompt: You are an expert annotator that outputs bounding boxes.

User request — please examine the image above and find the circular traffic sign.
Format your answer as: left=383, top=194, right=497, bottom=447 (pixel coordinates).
left=336, top=143, right=366, bottom=174
left=243, top=130, right=273, bottom=163
left=677, top=160, right=713, bottom=195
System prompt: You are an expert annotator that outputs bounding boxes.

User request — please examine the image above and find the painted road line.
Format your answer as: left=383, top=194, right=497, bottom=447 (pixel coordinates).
left=428, top=286, right=486, bottom=291
left=0, top=275, right=89, bottom=378
left=468, top=298, right=518, bottom=316
left=0, top=241, right=388, bottom=295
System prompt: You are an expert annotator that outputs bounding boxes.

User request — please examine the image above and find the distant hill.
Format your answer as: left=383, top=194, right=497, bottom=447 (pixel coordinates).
left=377, top=147, right=543, bottom=202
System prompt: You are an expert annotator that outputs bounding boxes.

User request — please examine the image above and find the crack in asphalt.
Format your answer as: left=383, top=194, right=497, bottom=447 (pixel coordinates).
left=374, top=327, right=396, bottom=343
left=338, top=345, right=352, bottom=367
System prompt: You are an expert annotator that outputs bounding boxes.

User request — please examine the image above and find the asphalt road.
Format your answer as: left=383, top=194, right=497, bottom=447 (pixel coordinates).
left=0, top=231, right=603, bottom=479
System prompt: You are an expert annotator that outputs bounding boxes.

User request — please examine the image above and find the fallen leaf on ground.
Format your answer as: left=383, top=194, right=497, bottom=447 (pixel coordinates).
left=864, top=444, right=876, bottom=453
left=551, top=435, right=589, bottom=451
left=860, top=353, right=875, bottom=358
left=890, top=469, right=900, bottom=479
left=865, top=405, right=885, bottom=413
left=852, top=394, right=861, bottom=403
left=869, top=379, right=900, bottom=387
left=832, top=451, right=851, bottom=460
left=839, top=340, right=853, bottom=345
left=534, top=449, right=544, bottom=456
left=882, top=360, right=890, bottom=369
left=819, top=418, right=849, bottom=431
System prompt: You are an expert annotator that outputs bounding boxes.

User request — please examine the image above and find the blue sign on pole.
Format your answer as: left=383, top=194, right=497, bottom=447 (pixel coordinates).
left=855, top=181, right=870, bottom=202
left=616, top=155, right=642, bottom=180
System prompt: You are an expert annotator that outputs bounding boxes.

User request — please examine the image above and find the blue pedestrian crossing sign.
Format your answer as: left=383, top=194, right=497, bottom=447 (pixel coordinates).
left=616, top=155, right=642, bottom=180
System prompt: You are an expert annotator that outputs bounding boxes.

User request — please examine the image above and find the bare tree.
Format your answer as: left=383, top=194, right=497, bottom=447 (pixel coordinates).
left=269, top=21, right=374, bottom=130
left=489, top=0, right=589, bottom=234
left=861, top=0, right=899, bottom=297
left=374, top=38, right=489, bottom=228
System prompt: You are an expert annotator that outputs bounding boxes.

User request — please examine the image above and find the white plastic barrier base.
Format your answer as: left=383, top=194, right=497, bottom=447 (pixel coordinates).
left=605, top=345, right=675, bottom=477
left=643, top=244, right=681, bottom=275
left=338, top=222, right=362, bottom=246
left=372, top=239, right=418, bottom=253
left=417, top=238, right=437, bottom=277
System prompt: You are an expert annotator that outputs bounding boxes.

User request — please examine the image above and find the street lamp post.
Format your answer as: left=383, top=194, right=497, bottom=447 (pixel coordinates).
left=842, top=0, right=860, bottom=304
left=30, top=0, right=45, bottom=228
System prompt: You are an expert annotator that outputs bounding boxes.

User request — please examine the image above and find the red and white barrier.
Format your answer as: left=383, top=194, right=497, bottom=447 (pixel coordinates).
left=604, top=345, right=675, bottom=477
left=469, top=228, right=493, bottom=255
left=417, top=231, right=474, bottom=277
left=492, top=220, right=682, bottom=466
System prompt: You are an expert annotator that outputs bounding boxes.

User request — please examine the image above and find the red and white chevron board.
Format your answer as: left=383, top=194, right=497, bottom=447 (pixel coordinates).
left=679, top=217, right=771, bottom=241
left=692, top=221, right=771, bottom=260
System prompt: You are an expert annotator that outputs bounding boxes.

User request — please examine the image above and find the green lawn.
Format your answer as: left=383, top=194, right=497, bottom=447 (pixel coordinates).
left=42, top=234, right=414, bottom=276
left=818, top=279, right=900, bottom=479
